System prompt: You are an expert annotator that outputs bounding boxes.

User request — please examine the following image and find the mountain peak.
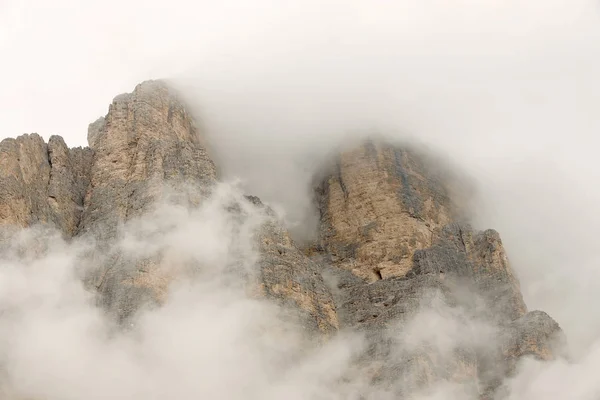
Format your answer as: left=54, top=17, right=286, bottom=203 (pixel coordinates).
left=0, top=81, right=564, bottom=399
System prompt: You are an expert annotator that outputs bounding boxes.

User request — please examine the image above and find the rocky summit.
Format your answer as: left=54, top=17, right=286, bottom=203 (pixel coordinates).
left=0, top=80, right=563, bottom=399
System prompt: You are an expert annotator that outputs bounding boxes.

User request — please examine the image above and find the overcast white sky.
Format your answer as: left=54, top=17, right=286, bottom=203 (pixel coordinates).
left=1, top=0, right=600, bottom=353
left=0, top=0, right=597, bottom=149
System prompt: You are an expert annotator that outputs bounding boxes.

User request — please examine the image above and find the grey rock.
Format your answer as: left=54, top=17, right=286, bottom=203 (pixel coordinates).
left=78, top=80, right=218, bottom=240
left=1, top=81, right=339, bottom=336
left=315, top=139, right=466, bottom=281
left=87, top=116, right=105, bottom=149
left=0, top=133, right=92, bottom=236
left=256, top=210, right=339, bottom=335
left=315, top=139, right=562, bottom=397
left=410, top=223, right=527, bottom=322
left=0, top=82, right=565, bottom=400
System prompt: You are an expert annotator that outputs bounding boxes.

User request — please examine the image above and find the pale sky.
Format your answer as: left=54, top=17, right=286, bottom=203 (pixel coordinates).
left=1, top=0, right=598, bottom=150
left=2, top=0, right=600, bottom=353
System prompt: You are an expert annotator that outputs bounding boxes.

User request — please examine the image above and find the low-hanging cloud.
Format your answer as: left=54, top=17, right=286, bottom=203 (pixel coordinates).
left=2, top=0, right=600, bottom=398
left=0, top=182, right=360, bottom=400
left=0, top=182, right=494, bottom=400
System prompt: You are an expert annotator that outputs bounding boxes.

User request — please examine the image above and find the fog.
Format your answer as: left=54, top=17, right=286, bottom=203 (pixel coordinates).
left=0, top=183, right=497, bottom=399
left=1, top=0, right=600, bottom=398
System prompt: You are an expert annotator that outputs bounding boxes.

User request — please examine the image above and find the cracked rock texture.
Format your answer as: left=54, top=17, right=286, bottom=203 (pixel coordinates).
left=0, top=81, right=337, bottom=334
left=315, top=139, right=563, bottom=397
left=254, top=199, right=339, bottom=335
left=0, top=81, right=564, bottom=398
left=0, top=133, right=92, bottom=236
left=79, top=80, right=218, bottom=240
left=316, top=141, right=459, bottom=281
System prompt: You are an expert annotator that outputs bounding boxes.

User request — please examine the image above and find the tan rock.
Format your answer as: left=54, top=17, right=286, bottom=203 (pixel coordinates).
left=76, top=82, right=339, bottom=333
left=0, top=81, right=565, bottom=399
left=317, top=140, right=456, bottom=281
left=317, top=140, right=560, bottom=397
left=78, top=80, right=218, bottom=239
left=256, top=207, right=339, bottom=335
left=0, top=133, right=92, bottom=236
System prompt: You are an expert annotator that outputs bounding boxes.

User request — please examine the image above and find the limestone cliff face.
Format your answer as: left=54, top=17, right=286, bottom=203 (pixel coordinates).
left=79, top=81, right=218, bottom=239
left=77, top=81, right=221, bottom=320
left=316, top=140, right=527, bottom=322
left=0, top=133, right=92, bottom=236
left=0, top=80, right=336, bottom=335
left=0, top=81, right=563, bottom=398
left=257, top=216, right=339, bottom=334
left=317, top=141, right=456, bottom=281
left=315, top=139, right=562, bottom=396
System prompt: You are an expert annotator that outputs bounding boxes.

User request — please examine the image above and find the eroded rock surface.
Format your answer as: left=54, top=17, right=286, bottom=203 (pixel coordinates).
left=316, top=141, right=459, bottom=281
left=0, top=80, right=337, bottom=336
left=315, top=139, right=563, bottom=397
left=79, top=80, right=218, bottom=240
left=75, top=81, right=220, bottom=320
left=253, top=196, right=339, bottom=335
left=0, top=82, right=564, bottom=399
left=0, top=133, right=92, bottom=236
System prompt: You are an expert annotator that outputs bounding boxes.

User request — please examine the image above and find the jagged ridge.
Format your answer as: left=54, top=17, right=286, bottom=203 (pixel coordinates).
left=0, top=80, right=563, bottom=398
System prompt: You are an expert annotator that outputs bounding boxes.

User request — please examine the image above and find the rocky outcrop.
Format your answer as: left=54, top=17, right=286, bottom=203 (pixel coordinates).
left=316, top=141, right=459, bottom=281
left=0, top=81, right=564, bottom=398
left=0, top=80, right=337, bottom=336
left=410, top=223, right=527, bottom=322
left=78, top=81, right=218, bottom=240
left=253, top=196, right=339, bottom=335
left=321, top=221, right=561, bottom=396
left=0, top=133, right=92, bottom=236
left=314, top=139, right=563, bottom=396
left=315, top=140, right=529, bottom=323
left=76, top=81, right=221, bottom=321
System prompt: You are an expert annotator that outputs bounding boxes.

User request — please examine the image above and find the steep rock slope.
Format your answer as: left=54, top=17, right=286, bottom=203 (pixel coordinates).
left=80, top=81, right=218, bottom=240
left=0, top=81, right=562, bottom=398
left=79, top=81, right=219, bottom=321
left=315, top=140, right=564, bottom=396
left=0, top=80, right=337, bottom=334
left=0, top=134, right=92, bottom=236
left=316, top=141, right=456, bottom=281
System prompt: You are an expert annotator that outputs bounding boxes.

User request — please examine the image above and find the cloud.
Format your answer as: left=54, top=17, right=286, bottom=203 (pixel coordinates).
left=1, top=1, right=600, bottom=398
left=0, top=181, right=513, bottom=399
left=0, top=182, right=361, bottom=399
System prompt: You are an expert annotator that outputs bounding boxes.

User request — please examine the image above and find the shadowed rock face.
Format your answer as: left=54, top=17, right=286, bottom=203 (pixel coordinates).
left=0, top=81, right=563, bottom=398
